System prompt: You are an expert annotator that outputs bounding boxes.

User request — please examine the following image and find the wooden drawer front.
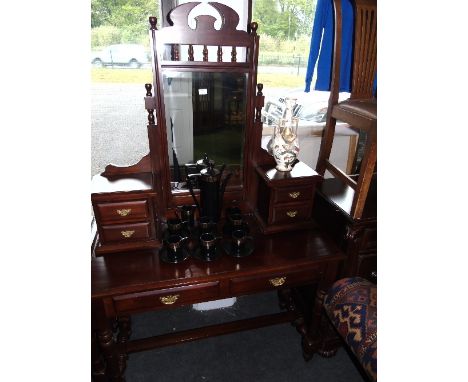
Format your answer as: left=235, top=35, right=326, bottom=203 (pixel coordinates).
left=96, top=200, right=149, bottom=223
left=360, top=227, right=377, bottom=252
left=101, top=222, right=152, bottom=243
left=273, top=186, right=315, bottom=204
left=270, top=204, right=312, bottom=225
left=230, top=267, right=321, bottom=295
left=113, top=282, right=220, bottom=314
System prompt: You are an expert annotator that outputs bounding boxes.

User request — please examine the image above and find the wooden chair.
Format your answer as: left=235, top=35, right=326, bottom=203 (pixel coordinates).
left=315, top=0, right=377, bottom=220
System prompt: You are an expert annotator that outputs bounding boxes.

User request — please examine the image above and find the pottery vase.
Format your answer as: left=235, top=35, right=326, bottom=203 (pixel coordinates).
left=272, top=125, right=299, bottom=171
left=271, top=98, right=299, bottom=172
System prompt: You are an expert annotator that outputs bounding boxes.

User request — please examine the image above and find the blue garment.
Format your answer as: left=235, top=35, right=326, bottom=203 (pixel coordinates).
left=304, top=0, right=354, bottom=93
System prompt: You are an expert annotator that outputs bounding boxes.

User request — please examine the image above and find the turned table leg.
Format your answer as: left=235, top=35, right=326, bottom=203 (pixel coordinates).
left=92, top=331, right=107, bottom=381
left=93, top=300, right=125, bottom=382
left=97, top=323, right=124, bottom=382
left=116, top=316, right=132, bottom=377
left=277, top=288, right=312, bottom=350
left=302, top=260, right=341, bottom=360
left=301, top=286, right=327, bottom=360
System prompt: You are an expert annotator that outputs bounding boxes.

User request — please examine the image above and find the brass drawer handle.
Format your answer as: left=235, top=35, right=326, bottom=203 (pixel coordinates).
left=269, top=277, right=286, bottom=287
left=116, top=208, right=132, bottom=217
left=286, top=210, right=298, bottom=218
left=159, top=294, right=179, bottom=305
left=289, top=191, right=301, bottom=199
left=121, top=230, right=135, bottom=238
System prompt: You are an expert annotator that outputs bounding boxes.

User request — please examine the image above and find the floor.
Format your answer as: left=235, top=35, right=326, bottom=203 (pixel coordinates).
left=125, top=291, right=367, bottom=382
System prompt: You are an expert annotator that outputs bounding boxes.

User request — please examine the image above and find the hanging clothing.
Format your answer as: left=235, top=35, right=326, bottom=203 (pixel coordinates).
left=304, top=0, right=354, bottom=93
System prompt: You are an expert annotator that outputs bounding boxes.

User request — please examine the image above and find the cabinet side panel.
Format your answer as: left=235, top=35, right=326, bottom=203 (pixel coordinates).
left=256, top=177, right=270, bottom=222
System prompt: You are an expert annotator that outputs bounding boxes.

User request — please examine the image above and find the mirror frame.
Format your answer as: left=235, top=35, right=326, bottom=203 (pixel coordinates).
left=145, top=2, right=269, bottom=219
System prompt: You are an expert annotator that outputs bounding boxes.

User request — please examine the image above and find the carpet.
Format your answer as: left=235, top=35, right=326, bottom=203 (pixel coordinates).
left=125, top=291, right=367, bottom=382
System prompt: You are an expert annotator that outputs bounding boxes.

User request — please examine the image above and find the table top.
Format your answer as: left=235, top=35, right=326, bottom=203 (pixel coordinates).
left=91, top=218, right=345, bottom=299
left=259, top=161, right=320, bottom=182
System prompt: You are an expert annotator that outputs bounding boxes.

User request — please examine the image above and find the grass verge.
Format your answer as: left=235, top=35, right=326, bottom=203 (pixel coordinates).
left=91, top=68, right=305, bottom=88
left=91, top=68, right=153, bottom=84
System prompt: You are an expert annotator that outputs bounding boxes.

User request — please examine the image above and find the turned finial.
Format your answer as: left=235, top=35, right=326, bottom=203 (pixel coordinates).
left=145, top=83, right=152, bottom=97
left=255, top=83, right=264, bottom=122
left=149, top=16, right=157, bottom=30
left=257, top=83, right=263, bottom=96
left=250, top=22, right=258, bottom=34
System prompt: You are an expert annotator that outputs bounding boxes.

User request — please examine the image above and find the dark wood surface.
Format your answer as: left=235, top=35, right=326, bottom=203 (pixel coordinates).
left=316, top=174, right=377, bottom=222
left=312, top=176, right=377, bottom=280
left=91, top=174, right=160, bottom=255
left=101, top=154, right=152, bottom=177
left=92, top=216, right=346, bottom=380
left=261, top=161, right=320, bottom=183
left=92, top=217, right=344, bottom=299
left=254, top=162, right=322, bottom=234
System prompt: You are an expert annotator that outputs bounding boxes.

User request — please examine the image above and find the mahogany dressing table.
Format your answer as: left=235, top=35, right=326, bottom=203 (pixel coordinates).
left=91, top=3, right=346, bottom=380
left=92, top=217, right=345, bottom=380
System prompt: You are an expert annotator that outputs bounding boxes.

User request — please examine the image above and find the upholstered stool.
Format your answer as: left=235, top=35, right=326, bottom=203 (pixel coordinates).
left=323, top=277, right=377, bottom=381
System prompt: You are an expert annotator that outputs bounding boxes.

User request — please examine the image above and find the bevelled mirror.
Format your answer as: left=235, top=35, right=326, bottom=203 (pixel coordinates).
left=162, top=70, right=247, bottom=190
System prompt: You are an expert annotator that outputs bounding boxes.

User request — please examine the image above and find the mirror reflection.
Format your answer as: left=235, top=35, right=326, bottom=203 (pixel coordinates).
left=162, top=71, right=247, bottom=190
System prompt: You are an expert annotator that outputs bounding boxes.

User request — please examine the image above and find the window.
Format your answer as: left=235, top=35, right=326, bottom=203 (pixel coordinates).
left=91, top=0, right=158, bottom=176
left=91, top=0, right=319, bottom=176
left=91, top=0, right=248, bottom=177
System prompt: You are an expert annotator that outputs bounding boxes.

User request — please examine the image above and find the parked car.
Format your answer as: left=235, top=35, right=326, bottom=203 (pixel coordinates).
left=91, top=44, right=149, bottom=68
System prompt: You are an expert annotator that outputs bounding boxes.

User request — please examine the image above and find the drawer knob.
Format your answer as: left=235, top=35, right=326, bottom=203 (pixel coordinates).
left=289, top=191, right=301, bottom=199
left=286, top=210, right=298, bottom=218
left=116, top=208, right=132, bottom=217
left=159, top=294, right=179, bottom=305
left=269, top=277, right=286, bottom=287
left=121, top=230, right=135, bottom=238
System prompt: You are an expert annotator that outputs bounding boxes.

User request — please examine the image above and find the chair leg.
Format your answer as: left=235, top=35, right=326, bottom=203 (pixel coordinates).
left=351, top=126, right=377, bottom=219
left=346, top=134, right=359, bottom=174
left=316, top=115, right=337, bottom=175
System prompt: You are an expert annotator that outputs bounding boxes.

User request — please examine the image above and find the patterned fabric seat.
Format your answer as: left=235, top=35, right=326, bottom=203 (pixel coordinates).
left=324, top=277, right=377, bottom=381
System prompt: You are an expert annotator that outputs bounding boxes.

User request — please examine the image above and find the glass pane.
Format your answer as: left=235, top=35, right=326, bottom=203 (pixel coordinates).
left=162, top=71, right=247, bottom=189
left=91, top=0, right=159, bottom=176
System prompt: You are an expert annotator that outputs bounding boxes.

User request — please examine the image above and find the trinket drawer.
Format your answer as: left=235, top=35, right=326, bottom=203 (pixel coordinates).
left=254, top=161, right=323, bottom=234
left=91, top=173, right=161, bottom=255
